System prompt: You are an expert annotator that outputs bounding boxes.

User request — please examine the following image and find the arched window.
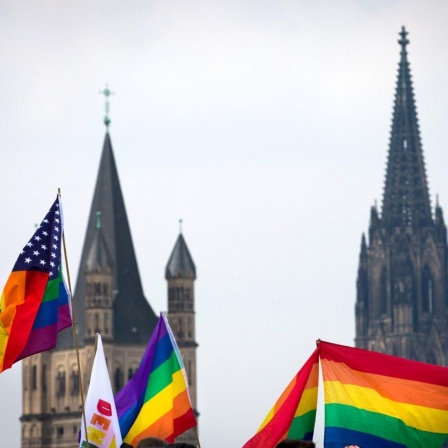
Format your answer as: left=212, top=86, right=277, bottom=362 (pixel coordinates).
left=56, top=370, right=66, bottom=397
left=32, top=365, right=37, bottom=390
left=70, top=370, right=79, bottom=396
left=114, top=368, right=123, bottom=392
left=95, top=312, right=100, bottom=333
left=30, top=424, right=38, bottom=438
left=422, top=266, right=433, bottom=313
left=188, top=317, right=193, bottom=338
left=379, top=267, right=387, bottom=314
left=128, top=367, right=135, bottom=381
left=42, top=364, right=47, bottom=390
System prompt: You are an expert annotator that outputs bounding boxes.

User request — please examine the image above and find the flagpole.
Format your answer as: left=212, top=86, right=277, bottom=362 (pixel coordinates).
left=194, top=426, right=202, bottom=448
left=58, top=188, right=90, bottom=448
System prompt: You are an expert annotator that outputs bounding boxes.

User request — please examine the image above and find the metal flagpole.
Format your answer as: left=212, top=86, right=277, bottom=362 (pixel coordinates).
left=194, top=426, right=202, bottom=448
left=58, top=188, right=90, bottom=448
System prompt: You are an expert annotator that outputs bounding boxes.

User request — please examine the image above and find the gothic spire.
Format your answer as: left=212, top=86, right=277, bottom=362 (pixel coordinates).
left=381, top=27, right=432, bottom=228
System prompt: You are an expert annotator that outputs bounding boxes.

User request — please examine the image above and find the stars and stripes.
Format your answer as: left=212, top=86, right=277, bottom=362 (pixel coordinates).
left=0, top=196, right=72, bottom=372
left=13, top=201, right=63, bottom=278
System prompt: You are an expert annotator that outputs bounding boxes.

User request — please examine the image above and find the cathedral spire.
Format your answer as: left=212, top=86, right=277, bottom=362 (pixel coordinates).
left=381, top=27, right=432, bottom=228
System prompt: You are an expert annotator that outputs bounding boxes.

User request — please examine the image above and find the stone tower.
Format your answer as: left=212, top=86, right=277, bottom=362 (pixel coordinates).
left=355, top=28, right=448, bottom=365
left=20, top=131, right=159, bottom=447
left=84, top=211, right=114, bottom=344
left=165, top=227, right=199, bottom=444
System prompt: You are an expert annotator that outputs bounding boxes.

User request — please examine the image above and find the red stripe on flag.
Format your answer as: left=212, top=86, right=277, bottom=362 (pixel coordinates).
left=2, top=270, right=48, bottom=370
left=171, top=407, right=197, bottom=442
left=130, top=389, right=197, bottom=445
left=319, top=340, right=448, bottom=387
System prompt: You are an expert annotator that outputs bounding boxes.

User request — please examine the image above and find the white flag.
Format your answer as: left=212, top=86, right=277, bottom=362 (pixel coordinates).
left=79, top=334, right=122, bottom=448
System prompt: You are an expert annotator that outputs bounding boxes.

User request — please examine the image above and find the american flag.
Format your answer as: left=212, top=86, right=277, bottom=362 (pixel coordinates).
left=0, top=195, right=71, bottom=372
left=13, top=199, right=63, bottom=277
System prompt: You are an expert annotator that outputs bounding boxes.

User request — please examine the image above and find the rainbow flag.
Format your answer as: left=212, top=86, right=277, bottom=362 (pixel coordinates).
left=115, top=312, right=197, bottom=445
left=320, top=340, right=448, bottom=448
left=0, top=196, right=72, bottom=372
left=243, top=348, right=319, bottom=448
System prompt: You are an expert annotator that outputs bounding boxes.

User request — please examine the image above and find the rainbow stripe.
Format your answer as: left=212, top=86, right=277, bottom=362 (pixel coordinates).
left=320, top=341, right=448, bottom=448
left=0, top=197, right=71, bottom=372
left=243, top=348, right=319, bottom=448
left=115, top=312, right=196, bottom=445
left=17, top=265, right=71, bottom=361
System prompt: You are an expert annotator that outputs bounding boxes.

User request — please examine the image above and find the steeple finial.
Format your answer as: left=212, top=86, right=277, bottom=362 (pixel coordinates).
left=96, top=210, right=101, bottom=229
left=179, top=218, right=183, bottom=234
left=399, top=26, right=409, bottom=54
left=99, top=84, right=114, bottom=130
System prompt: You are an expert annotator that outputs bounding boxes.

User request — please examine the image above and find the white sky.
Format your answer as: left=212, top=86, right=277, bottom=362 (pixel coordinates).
left=1, top=1, right=448, bottom=447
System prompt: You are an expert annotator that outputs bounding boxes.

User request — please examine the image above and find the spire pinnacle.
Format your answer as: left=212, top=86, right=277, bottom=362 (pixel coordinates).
left=399, top=26, right=409, bottom=54
left=99, top=84, right=115, bottom=130
left=179, top=218, right=183, bottom=234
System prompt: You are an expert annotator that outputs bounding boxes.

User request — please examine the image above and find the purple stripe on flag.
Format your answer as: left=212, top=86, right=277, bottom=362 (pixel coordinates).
left=115, top=316, right=168, bottom=436
left=17, top=304, right=71, bottom=360
left=57, top=303, right=72, bottom=331
left=17, top=323, right=59, bottom=360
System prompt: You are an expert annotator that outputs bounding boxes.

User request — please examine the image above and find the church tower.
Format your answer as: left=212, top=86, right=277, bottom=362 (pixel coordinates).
left=84, top=211, right=114, bottom=343
left=165, top=224, right=199, bottom=444
left=355, top=28, right=448, bottom=365
left=20, top=92, right=158, bottom=447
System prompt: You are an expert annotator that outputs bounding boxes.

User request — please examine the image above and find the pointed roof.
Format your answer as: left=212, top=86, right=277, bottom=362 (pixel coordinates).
left=85, top=214, right=113, bottom=273
left=381, top=27, right=432, bottom=228
left=59, top=133, right=157, bottom=348
left=165, top=233, right=196, bottom=280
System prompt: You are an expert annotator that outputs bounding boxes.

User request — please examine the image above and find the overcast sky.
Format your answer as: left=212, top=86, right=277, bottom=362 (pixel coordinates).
left=1, top=1, right=448, bottom=447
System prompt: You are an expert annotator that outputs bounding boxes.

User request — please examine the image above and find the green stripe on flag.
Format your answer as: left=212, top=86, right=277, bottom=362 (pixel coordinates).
left=42, top=269, right=63, bottom=302
left=144, top=350, right=181, bottom=403
left=287, top=409, right=316, bottom=439
left=325, top=403, right=447, bottom=448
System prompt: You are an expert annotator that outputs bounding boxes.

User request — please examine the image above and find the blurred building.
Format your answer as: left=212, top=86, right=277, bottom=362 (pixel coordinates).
left=355, top=28, right=448, bottom=365
left=20, top=128, right=199, bottom=447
